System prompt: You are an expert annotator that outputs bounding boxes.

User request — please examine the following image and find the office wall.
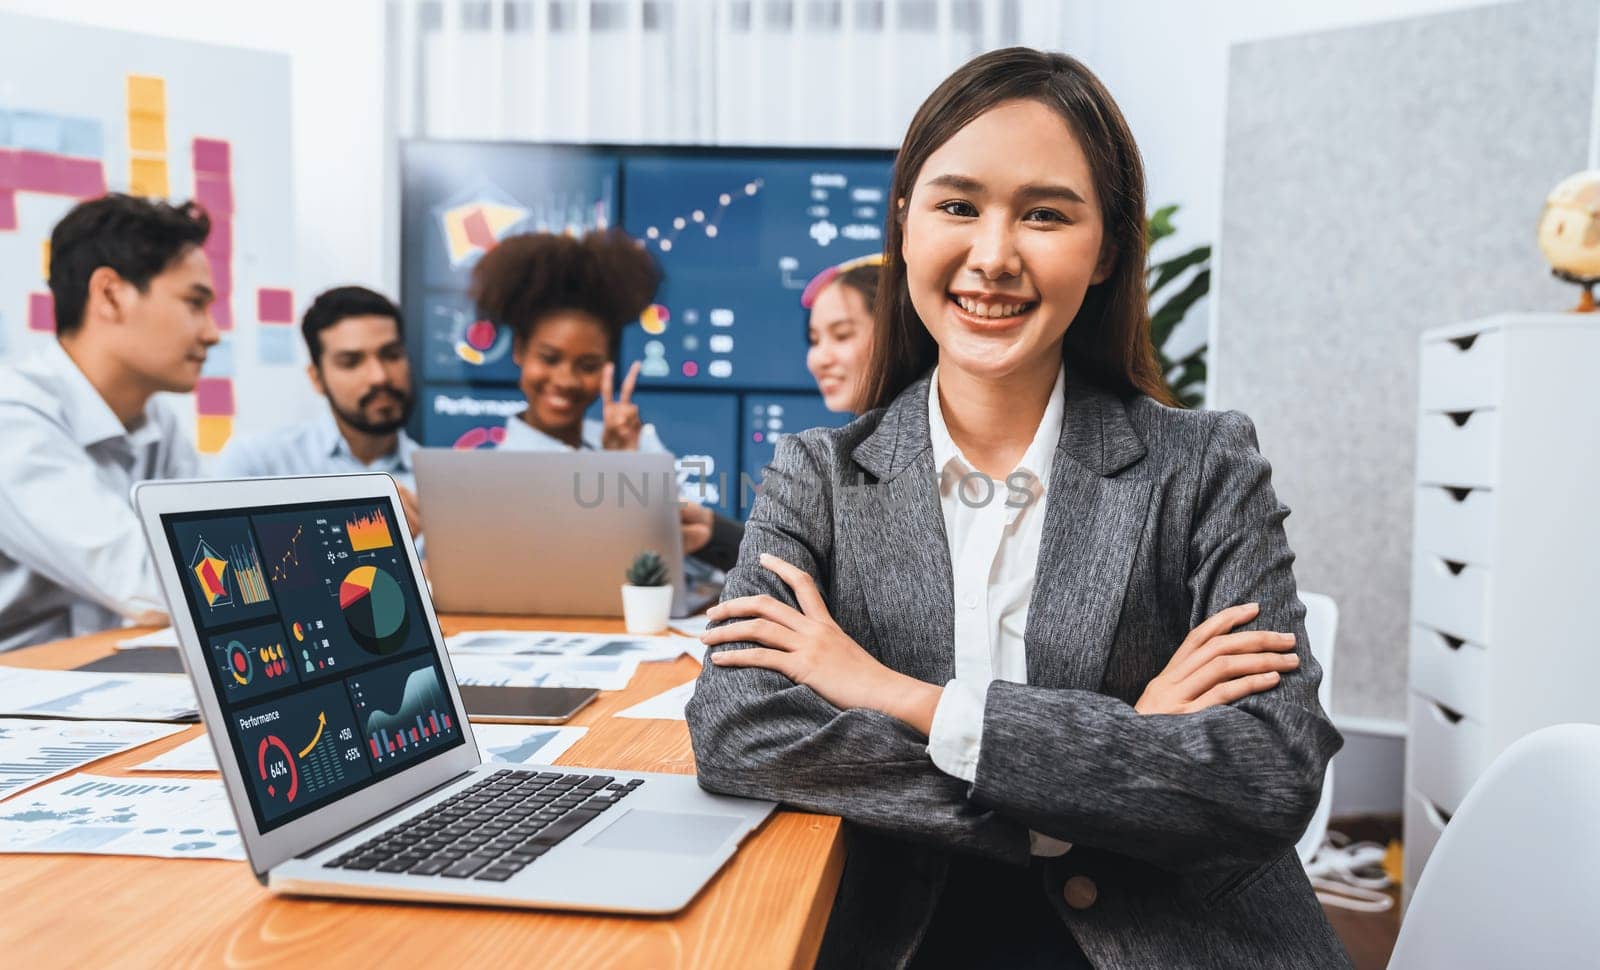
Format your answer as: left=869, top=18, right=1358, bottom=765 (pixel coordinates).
left=1213, top=0, right=1595, bottom=721
left=0, top=0, right=392, bottom=302
left=0, top=11, right=301, bottom=455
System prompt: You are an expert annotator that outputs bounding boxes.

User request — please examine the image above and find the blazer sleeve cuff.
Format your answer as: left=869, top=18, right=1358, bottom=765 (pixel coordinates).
left=926, top=677, right=987, bottom=782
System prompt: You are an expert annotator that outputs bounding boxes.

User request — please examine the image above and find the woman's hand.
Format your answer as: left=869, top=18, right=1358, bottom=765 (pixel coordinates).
left=1134, top=602, right=1300, bottom=715
left=702, top=554, right=940, bottom=728
left=600, top=360, right=644, bottom=451
left=680, top=502, right=714, bottom=555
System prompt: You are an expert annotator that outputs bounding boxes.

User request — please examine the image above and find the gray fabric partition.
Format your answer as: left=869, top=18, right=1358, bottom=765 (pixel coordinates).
left=1214, top=0, right=1596, bottom=721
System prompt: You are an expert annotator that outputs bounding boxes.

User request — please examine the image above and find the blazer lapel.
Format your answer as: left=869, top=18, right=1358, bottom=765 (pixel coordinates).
left=1025, top=379, right=1154, bottom=692
left=841, top=376, right=956, bottom=685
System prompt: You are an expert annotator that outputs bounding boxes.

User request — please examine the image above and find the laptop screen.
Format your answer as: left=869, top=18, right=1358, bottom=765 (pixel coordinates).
left=161, top=496, right=465, bottom=833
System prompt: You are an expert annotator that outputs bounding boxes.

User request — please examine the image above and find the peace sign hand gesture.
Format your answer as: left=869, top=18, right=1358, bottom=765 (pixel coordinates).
left=600, top=360, right=644, bottom=451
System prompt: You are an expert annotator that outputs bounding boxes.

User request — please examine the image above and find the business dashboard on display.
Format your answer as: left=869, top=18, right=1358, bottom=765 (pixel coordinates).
left=401, top=142, right=886, bottom=519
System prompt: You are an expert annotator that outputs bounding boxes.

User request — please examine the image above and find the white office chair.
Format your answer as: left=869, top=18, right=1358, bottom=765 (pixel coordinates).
left=1296, top=591, right=1338, bottom=864
left=1387, top=724, right=1600, bottom=969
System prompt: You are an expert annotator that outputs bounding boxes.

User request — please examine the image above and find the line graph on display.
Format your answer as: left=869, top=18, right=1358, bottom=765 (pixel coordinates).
left=269, top=524, right=302, bottom=583
left=640, top=178, right=762, bottom=254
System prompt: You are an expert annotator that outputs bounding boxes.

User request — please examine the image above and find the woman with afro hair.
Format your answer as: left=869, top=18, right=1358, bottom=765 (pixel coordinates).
left=471, top=229, right=667, bottom=453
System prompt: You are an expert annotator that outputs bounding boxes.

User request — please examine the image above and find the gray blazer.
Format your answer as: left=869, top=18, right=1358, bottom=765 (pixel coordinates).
left=686, top=373, right=1349, bottom=970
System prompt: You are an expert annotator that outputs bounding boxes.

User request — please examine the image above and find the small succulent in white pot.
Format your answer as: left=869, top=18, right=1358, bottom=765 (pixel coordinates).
left=621, top=551, right=673, bottom=634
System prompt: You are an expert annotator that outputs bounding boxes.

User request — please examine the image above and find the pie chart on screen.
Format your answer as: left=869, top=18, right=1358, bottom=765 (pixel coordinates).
left=339, top=565, right=409, bottom=655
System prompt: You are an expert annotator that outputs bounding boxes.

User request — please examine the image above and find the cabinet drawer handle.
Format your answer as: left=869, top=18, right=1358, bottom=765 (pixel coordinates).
left=1431, top=700, right=1464, bottom=725
left=1447, top=334, right=1478, bottom=351
left=1439, top=632, right=1464, bottom=651
left=1441, top=558, right=1467, bottom=576
left=1444, top=486, right=1472, bottom=503
left=1445, top=410, right=1475, bottom=428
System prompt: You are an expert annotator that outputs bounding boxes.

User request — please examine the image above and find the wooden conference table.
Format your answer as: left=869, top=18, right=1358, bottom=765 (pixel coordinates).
left=0, top=615, right=845, bottom=969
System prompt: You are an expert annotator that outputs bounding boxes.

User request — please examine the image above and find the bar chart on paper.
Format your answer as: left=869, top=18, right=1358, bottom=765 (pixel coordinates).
left=0, top=719, right=185, bottom=799
left=0, top=773, right=244, bottom=860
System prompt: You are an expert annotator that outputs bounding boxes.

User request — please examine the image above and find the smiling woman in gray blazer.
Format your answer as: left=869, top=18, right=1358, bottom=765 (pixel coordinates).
left=686, top=47, right=1347, bottom=970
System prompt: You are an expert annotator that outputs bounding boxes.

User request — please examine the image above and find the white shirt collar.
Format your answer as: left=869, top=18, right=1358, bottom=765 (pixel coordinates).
left=312, top=406, right=418, bottom=470
left=41, top=341, right=154, bottom=448
left=928, top=362, right=1066, bottom=492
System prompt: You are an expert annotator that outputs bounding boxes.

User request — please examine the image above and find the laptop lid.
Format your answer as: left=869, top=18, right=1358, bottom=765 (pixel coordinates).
left=414, top=449, right=690, bottom=617
left=134, top=473, right=480, bottom=877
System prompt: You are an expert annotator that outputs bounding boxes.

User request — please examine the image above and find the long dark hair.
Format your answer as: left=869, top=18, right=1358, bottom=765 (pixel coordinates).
left=861, top=47, right=1175, bottom=410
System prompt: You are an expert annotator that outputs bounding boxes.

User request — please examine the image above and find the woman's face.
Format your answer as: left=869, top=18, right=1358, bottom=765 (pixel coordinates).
left=806, top=281, right=873, bottom=413
left=901, top=98, right=1112, bottom=387
left=512, top=310, right=611, bottom=434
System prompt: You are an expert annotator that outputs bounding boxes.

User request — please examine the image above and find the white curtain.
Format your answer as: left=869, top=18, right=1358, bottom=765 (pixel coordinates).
left=388, top=0, right=1076, bottom=147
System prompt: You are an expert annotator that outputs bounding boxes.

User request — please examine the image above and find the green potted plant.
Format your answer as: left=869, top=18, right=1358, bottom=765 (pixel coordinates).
left=1147, top=204, right=1210, bottom=409
left=621, top=550, right=673, bottom=634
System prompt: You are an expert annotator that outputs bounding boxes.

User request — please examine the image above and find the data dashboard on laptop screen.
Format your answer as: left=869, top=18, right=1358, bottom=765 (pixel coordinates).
left=163, top=497, right=463, bottom=832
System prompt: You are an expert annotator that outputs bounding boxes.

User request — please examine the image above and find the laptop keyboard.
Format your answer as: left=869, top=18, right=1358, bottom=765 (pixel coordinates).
left=323, top=769, right=643, bottom=882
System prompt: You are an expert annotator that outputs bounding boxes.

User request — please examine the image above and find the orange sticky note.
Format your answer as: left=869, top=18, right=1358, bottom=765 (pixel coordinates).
left=128, top=114, right=167, bottom=154
left=127, top=75, right=165, bottom=115
left=197, top=415, right=233, bottom=455
left=40, top=241, right=51, bottom=282
left=130, top=157, right=169, bottom=198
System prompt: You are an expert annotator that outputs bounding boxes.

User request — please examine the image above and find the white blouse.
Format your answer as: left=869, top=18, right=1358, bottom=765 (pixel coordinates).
left=924, top=364, right=1073, bottom=857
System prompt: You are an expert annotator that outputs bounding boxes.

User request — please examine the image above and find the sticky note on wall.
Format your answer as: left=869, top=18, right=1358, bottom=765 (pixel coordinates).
left=27, top=292, right=54, bottom=332
left=130, top=156, right=168, bottom=198
left=195, top=377, right=235, bottom=416
left=257, top=288, right=293, bottom=323
left=126, top=76, right=166, bottom=115
left=192, top=138, right=230, bottom=175
left=197, top=415, right=232, bottom=455
left=127, top=115, right=167, bottom=154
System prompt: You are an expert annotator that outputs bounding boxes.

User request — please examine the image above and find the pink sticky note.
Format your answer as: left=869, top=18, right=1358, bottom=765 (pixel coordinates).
left=0, top=150, right=16, bottom=190
left=195, top=377, right=235, bottom=416
left=16, top=151, right=62, bottom=194
left=192, top=138, right=231, bottom=175
left=28, top=292, right=55, bottom=332
left=0, top=191, right=16, bottom=231
left=257, top=287, right=293, bottom=323
left=194, top=175, right=233, bottom=217
left=209, top=258, right=232, bottom=300
left=204, top=217, right=233, bottom=262
left=58, top=157, right=106, bottom=199
left=213, top=297, right=234, bottom=331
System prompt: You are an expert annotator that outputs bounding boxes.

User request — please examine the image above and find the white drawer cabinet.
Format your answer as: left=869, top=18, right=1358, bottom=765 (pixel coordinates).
left=1413, top=485, right=1495, bottom=566
left=1408, top=625, right=1488, bottom=719
left=1403, top=314, right=1600, bottom=907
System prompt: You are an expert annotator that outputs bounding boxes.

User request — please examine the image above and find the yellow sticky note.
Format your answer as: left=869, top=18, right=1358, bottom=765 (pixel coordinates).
left=127, top=75, right=166, bottom=115
left=127, top=114, right=167, bottom=154
left=197, top=415, right=233, bottom=455
left=130, top=157, right=169, bottom=198
left=41, top=241, right=51, bottom=282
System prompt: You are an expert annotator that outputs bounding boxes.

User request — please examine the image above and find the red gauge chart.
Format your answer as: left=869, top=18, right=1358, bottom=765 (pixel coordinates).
left=338, top=565, right=410, bottom=655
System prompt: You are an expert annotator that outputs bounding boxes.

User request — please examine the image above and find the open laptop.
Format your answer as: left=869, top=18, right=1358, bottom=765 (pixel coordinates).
left=414, top=449, right=720, bottom=618
left=133, top=473, right=773, bottom=912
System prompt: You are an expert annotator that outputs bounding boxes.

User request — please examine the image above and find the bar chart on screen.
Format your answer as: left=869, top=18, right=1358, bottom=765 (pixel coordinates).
left=347, top=658, right=458, bottom=766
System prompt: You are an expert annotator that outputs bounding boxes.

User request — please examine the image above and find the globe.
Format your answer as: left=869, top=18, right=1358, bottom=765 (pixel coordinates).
left=1536, top=170, right=1600, bottom=311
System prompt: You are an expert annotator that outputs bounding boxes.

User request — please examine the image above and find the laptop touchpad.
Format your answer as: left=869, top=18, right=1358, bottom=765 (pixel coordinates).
left=585, top=809, right=743, bottom=856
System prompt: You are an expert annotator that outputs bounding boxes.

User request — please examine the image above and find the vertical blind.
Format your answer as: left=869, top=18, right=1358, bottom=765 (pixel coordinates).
left=389, top=1, right=1073, bottom=147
